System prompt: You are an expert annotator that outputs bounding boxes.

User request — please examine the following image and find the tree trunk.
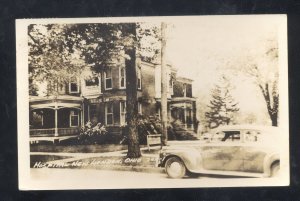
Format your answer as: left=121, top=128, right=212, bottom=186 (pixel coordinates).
left=271, top=113, right=278, bottom=126
left=125, top=24, right=141, bottom=158
left=259, top=83, right=279, bottom=127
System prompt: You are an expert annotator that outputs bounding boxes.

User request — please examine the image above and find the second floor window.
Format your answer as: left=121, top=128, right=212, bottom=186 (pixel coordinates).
left=85, top=77, right=99, bottom=87
left=137, top=68, right=141, bottom=89
left=69, top=78, right=79, bottom=93
left=183, top=84, right=186, bottom=97
left=120, top=67, right=126, bottom=88
left=169, top=78, right=174, bottom=95
left=105, top=68, right=112, bottom=90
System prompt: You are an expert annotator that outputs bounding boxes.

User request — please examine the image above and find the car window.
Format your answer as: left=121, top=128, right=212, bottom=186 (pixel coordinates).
left=211, top=131, right=240, bottom=142
left=244, top=130, right=261, bottom=142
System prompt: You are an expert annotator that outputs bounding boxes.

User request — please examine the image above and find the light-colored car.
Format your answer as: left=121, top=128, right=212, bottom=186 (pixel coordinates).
left=158, top=125, right=281, bottom=179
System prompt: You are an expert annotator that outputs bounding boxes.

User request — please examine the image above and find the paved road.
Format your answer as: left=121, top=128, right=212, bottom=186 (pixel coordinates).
left=26, top=168, right=280, bottom=190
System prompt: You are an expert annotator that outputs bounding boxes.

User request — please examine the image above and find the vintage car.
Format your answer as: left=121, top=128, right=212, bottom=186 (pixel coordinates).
left=158, top=125, right=281, bottom=179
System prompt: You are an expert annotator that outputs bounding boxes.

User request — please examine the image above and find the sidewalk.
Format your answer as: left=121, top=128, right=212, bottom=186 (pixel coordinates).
left=30, top=146, right=164, bottom=173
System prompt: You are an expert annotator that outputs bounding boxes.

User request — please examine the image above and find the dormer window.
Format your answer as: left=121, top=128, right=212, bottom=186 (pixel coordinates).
left=119, top=67, right=126, bottom=89
left=69, top=77, right=79, bottom=93
left=104, top=68, right=112, bottom=90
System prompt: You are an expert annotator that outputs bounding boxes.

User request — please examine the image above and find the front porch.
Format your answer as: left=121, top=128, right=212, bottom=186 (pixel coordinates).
left=170, top=97, right=197, bottom=131
left=29, top=95, right=83, bottom=143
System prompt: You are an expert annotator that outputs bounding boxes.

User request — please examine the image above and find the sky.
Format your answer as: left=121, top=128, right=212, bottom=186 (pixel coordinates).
left=164, top=15, right=284, bottom=122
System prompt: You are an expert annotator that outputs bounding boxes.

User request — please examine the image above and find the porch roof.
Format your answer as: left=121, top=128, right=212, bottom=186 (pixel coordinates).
left=30, top=95, right=82, bottom=110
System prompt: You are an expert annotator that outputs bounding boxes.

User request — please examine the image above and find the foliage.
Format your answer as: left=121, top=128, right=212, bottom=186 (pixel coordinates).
left=28, top=22, right=162, bottom=156
left=120, top=115, right=198, bottom=145
left=233, top=39, right=279, bottom=126
left=28, top=23, right=161, bottom=95
left=28, top=24, right=86, bottom=96
left=78, top=121, right=108, bottom=145
left=205, top=75, right=240, bottom=129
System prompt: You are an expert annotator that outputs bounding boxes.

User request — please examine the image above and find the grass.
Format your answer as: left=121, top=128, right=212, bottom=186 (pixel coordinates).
left=29, top=143, right=156, bottom=153
left=30, top=144, right=129, bottom=153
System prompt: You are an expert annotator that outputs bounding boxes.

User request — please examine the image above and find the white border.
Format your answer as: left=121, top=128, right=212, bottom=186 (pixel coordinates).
left=17, top=15, right=289, bottom=190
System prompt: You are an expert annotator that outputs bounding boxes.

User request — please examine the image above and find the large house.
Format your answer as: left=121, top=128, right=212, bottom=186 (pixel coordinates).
left=29, top=57, right=197, bottom=142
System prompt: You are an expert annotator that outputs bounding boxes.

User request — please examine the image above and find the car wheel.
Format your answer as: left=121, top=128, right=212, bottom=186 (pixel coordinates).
left=165, top=157, right=186, bottom=179
left=270, top=162, right=280, bottom=177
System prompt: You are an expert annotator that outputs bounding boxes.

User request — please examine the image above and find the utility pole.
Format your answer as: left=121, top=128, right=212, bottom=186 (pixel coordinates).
left=161, top=22, right=168, bottom=146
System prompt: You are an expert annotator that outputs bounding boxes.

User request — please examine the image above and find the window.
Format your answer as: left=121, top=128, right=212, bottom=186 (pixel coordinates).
left=169, top=77, right=174, bottom=95
left=138, top=102, right=142, bottom=114
left=105, top=68, right=112, bottom=90
left=89, top=104, right=98, bottom=123
left=70, top=110, right=79, bottom=127
left=58, top=83, right=65, bottom=93
left=119, top=67, right=126, bottom=89
left=137, top=68, right=141, bottom=89
left=106, top=102, right=114, bottom=125
left=244, top=130, right=261, bottom=142
left=31, top=111, right=43, bottom=128
left=183, top=84, right=186, bottom=97
left=120, top=101, right=126, bottom=125
left=85, top=77, right=99, bottom=87
left=222, top=131, right=240, bottom=142
left=69, top=78, right=79, bottom=93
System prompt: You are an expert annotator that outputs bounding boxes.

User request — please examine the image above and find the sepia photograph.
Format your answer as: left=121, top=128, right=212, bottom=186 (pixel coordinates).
left=16, top=15, right=289, bottom=190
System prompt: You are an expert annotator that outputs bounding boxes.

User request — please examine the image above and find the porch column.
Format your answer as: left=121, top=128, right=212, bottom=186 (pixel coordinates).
left=54, top=106, right=58, bottom=137
left=190, top=105, right=194, bottom=130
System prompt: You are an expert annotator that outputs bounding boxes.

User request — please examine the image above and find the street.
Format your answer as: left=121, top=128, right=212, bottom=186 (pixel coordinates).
left=25, top=168, right=282, bottom=190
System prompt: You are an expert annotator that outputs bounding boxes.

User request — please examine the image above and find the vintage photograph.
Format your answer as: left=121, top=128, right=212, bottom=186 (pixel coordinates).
left=17, top=15, right=289, bottom=189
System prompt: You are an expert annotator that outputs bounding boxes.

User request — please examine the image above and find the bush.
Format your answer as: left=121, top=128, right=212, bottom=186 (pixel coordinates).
left=78, top=121, right=108, bottom=145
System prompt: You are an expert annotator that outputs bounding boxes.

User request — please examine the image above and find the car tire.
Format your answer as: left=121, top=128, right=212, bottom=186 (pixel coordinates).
left=165, top=157, right=186, bottom=179
left=270, top=161, right=280, bottom=177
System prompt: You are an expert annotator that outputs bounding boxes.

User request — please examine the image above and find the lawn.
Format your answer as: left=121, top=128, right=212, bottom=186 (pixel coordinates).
left=29, top=143, right=156, bottom=153
left=30, top=144, right=130, bottom=153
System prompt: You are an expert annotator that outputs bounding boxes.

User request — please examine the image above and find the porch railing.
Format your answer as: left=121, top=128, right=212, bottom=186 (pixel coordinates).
left=30, top=127, right=80, bottom=137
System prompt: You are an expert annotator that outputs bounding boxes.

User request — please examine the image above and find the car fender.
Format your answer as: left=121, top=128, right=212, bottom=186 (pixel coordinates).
left=263, top=151, right=280, bottom=177
left=160, top=147, right=202, bottom=171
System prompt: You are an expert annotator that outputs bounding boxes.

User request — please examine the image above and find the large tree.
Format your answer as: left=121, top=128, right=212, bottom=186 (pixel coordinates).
left=205, top=75, right=240, bottom=129
left=28, top=24, right=86, bottom=96
left=234, top=39, right=279, bottom=126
